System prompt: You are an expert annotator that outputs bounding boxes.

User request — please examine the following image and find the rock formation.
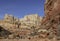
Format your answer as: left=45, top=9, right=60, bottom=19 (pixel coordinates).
left=0, top=14, right=43, bottom=39
left=42, top=0, right=60, bottom=40
left=0, top=0, right=60, bottom=41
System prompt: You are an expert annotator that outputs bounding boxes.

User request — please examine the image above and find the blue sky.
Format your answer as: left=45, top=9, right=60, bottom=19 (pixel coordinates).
left=0, top=0, right=45, bottom=19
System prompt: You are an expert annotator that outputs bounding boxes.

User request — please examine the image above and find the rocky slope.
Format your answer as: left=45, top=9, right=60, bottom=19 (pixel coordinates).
left=0, top=14, right=43, bottom=39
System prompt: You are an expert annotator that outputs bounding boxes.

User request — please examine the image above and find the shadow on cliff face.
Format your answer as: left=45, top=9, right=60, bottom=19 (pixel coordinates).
left=0, top=26, right=12, bottom=38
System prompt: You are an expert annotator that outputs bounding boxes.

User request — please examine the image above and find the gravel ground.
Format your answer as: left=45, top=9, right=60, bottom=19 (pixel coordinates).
left=0, top=38, right=58, bottom=41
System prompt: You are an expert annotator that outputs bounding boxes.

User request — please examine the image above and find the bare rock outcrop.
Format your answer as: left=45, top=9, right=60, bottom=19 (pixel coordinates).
left=0, top=14, right=43, bottom=39
left=41, top=0, right=60, bottom=41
